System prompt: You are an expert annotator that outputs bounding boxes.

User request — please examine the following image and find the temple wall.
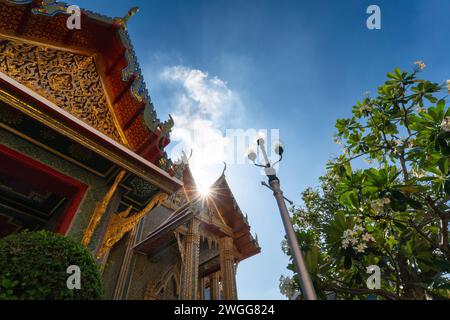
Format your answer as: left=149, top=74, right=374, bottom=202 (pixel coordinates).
left=123, top=205, right=182, bottom=299
left=125, top=244, right=180, bottom=300
left=0, top=128, right=109, bottom=244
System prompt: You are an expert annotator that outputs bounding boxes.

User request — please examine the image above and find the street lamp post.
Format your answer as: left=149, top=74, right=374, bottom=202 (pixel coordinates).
left=248, top=136, right=318, bottom=300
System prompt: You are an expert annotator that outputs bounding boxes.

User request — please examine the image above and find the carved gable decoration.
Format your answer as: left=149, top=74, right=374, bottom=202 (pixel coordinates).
left=0, top=37, right=122, bottom=142
left=164, top=189, right=188, bottom=210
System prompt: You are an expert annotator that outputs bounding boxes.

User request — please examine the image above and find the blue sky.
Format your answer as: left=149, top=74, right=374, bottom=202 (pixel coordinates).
left=75, top=0, right=450, bottom=299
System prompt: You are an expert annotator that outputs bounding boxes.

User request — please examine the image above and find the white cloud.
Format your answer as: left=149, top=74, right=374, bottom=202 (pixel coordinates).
left=160, top=66, right=243, bottom=188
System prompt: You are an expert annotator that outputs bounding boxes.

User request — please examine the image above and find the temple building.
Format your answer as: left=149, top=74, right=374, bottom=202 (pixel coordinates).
left=0, top=0, right=260, bottom=300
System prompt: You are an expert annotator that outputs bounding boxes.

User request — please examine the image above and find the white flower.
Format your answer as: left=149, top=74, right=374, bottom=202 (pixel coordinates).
left=371, top=198, right=390, bottom=213
left=355, top=242, right=367, bottom=253
left=353, top=225, right=364, bottom=232
left=360, top=105, right=372, bottom=113
left=333, top=133, right=342, bottom=145
left=362, top=233, right=375, bottom=242
left=415, top=106, right=426, bottom=113
left=414, top=61, right=426, bottom=70
left=441, top=117, right=450, bottom=132
left=411, top=168, right=425, bottom=178
left=341, top=239, right=350, bottom=249
left=343, top=229, right=355, bottom=238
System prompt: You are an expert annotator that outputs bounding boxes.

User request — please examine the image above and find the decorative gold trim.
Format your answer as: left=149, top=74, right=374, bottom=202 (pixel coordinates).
left=0, top=35, right=123, bottom=142
left=0, top=122, right=114, bottom=178
left=96, top=192, right=168, bottom=259
left=0, top=32, right=130, bottom=148
left=208, top=197, right=229, bottom=227
left=95, top=54, right=130, bottom=148
left=0, top=32, right=95, bottom=57
left=81, top=170, right=126, bottom=247
left=174, top=231, right=185, bottom=263
left=0, top=86, right=181, bottom=193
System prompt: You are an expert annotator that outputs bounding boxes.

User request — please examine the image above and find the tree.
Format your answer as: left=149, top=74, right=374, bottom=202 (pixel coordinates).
left=281, top=64, right=450, bottom=300
left=0, top=230, right=104, bottom=300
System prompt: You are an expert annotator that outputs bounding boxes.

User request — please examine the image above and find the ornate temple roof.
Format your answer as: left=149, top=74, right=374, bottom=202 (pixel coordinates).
left=0, top=71, right=182, bottom=195
left=134, top=167, right=261, bottom=261
left=0, top=0, right=177, bottom=173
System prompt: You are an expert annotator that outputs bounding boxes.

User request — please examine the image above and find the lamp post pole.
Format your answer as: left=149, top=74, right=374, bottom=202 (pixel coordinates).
left=249, top=137, right=317, bottom=300
left=268, top=176, right=317, bottom=300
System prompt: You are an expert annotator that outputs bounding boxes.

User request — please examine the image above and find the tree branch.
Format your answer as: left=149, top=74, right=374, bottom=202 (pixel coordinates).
left=323, top=283, right=406, bottom=300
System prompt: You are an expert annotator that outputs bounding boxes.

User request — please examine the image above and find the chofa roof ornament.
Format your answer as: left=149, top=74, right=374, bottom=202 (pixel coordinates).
left=114, top=7, right=139, bottom=30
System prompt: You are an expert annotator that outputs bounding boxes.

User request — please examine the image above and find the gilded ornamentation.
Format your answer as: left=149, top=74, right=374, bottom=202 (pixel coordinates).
left=7, top=0, right=69, bottom=17
left=2, top=1, right=173, bottom=148
left=118, top=29, right=174, bottom=136
left=97, top=191, right=168, bottom=259
left=219, top=237, right=237, bottom=300
left=0, top=38, right=122, bottom=142
left=129, top=176, right=158, bottom=198
left=165, top=190, right=186, bottom=210
left=81, top=170, right=126, bottom=247
left=113, top=7, right=140, bottom=30
left=174, top=231, right=185, bottom=263
left=180, top=219, right=200, bottom=300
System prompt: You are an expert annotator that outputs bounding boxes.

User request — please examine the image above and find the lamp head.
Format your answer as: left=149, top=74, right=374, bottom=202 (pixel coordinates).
left=256, top=131, right=266, bottom=146
left=273, top=140, right=285, bottom=156
left=246, top=146, right=257, bottom=162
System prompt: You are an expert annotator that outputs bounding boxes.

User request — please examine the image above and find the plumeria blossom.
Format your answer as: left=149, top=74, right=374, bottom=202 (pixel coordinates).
left=341, top=224, right=375, bottom=254
left=411, top=167, right=426, bottom=179
left=440, top=117, right=450, bottom=132
left=359, top=104, right=372, bottom=113
left=333, top=133, right=342, bottom=145
left=362, top=233, right=375, bottom=242
left=370, top=198, right=390, bottom=213
left=414, top=60, right=426, bottom=70
left=415, top=106, right=427, bottom=113
left=355, top=242, right=367, bottom=253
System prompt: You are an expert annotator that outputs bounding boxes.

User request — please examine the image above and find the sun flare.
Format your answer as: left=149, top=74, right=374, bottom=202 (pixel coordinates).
left=198, top=184, right=211, bottom=197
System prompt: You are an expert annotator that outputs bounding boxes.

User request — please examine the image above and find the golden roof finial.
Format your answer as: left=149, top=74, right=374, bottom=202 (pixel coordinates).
left=114, top=6, right=140, bottom=29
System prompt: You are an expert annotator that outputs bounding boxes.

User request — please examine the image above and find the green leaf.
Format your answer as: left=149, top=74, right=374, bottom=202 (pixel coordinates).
left=444, top=179, right=450, bottom=195
left=393, top=220, right=408, bottom=232
left=438, top=157, right=449, bottom=175
left=406, top=197, right=423, bottom=210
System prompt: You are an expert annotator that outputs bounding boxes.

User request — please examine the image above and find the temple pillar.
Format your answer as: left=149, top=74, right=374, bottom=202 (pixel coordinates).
left=219, top=237, right=237, bottom=300
left=180, top=218, right=200, bottom=300
left=209, top=271, right=221, bottom=300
